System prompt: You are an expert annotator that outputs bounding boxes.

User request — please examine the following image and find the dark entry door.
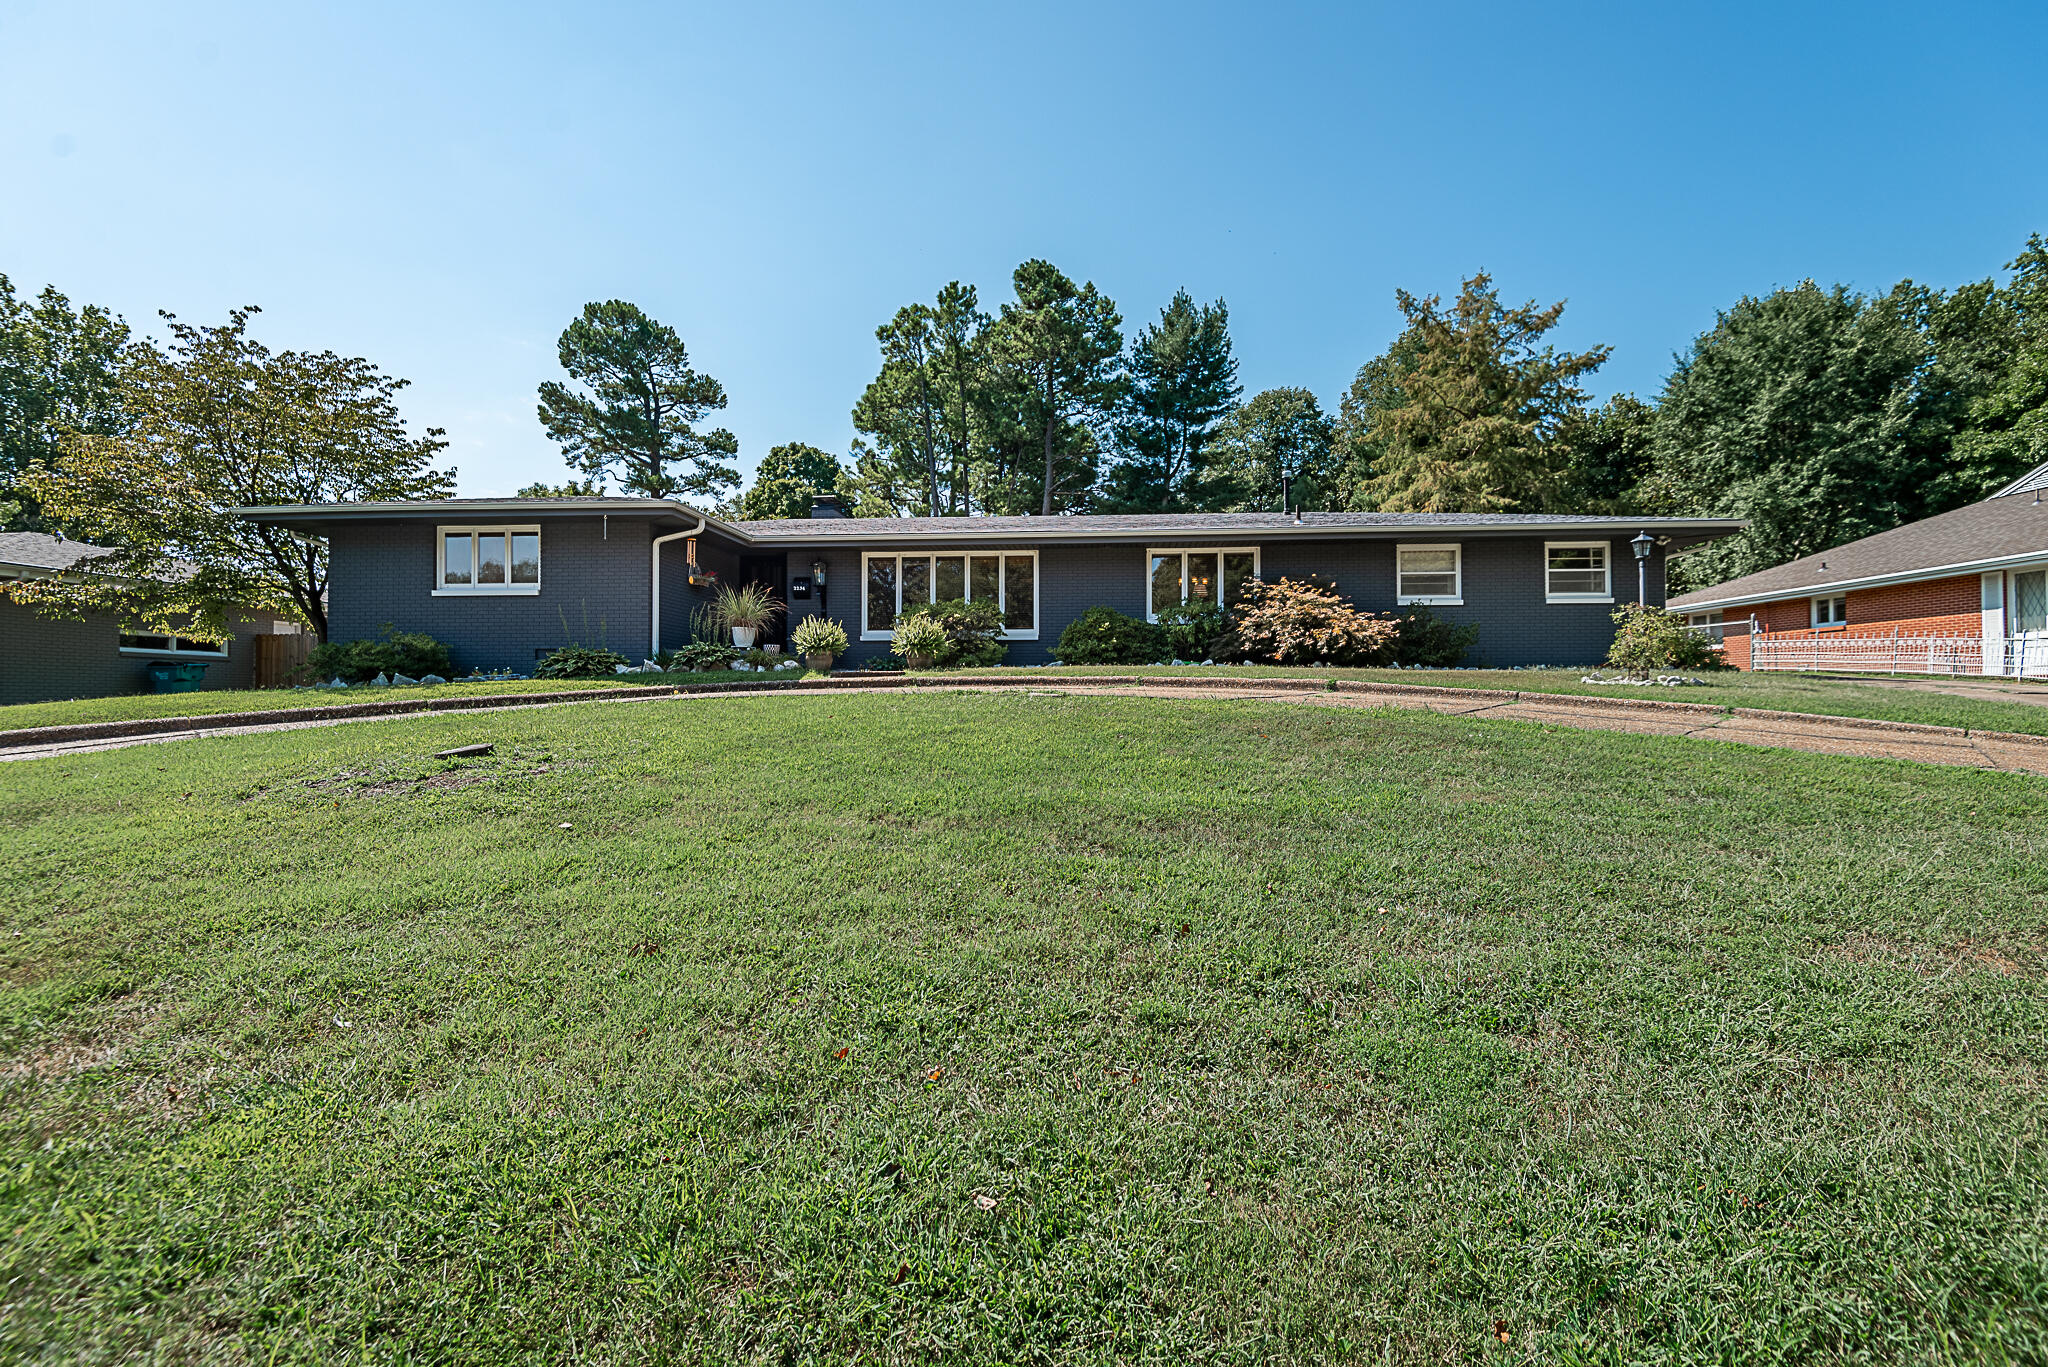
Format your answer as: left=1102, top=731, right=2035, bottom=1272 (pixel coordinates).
left=738, top=554, right=789, bottom=647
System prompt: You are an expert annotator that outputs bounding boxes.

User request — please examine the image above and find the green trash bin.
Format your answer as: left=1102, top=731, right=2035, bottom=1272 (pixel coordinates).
left=146, top=661, right=212, bottom=694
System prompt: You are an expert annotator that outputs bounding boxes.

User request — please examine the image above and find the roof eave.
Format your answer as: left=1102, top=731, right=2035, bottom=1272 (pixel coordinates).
left=1672, top=549, right=2048, bottom=611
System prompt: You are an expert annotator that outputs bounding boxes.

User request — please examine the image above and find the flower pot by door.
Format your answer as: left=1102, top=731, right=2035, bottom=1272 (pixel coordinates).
left=805, top=652, right=834, bottom=672
left=905, top=652, right=936, bottom=670
left=731, top=626, right=758, bottom=648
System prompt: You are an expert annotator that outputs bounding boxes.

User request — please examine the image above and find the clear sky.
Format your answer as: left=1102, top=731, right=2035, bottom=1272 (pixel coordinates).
left=3, top=1, right=2044, bottom=497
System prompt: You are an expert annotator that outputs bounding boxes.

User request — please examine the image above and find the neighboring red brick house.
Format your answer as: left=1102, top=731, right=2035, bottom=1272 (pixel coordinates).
left=1668, top=460, right=2048, bottom=677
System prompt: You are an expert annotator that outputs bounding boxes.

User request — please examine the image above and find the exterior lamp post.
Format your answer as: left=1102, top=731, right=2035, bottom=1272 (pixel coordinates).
left=1631, top=531, right=1656, bottom=605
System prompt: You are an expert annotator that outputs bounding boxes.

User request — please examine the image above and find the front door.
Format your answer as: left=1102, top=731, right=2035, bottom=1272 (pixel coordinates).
left=739, top=554, right=789, bottom=648
left=2013, top=569, right=2048, bottom=676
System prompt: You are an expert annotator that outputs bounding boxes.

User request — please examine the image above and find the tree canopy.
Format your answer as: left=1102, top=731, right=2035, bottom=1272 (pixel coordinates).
left=1352, top=274, right=1609, bottom=512
left=537, top=301, right=738, bottom=501
left=0, top=274, right=130, bottom=531
left=1100, top=290, right=1239, bottom=512
left=988, top=260, right=1124, bottom=515
left=1196, top=388, right=1333, bottom=512
left=12, top=307, right=451, bottom=641
left=733, top=442, right=855, bottom=520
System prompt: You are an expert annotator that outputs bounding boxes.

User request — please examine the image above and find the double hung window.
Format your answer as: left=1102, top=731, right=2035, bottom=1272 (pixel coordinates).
left=1544, top=542, right=1611, bottom=601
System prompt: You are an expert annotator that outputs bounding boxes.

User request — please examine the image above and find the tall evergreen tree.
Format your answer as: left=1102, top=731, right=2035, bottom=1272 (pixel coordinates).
left=1100, top=290, right=1239, bottom=511
left=1358, top=274, right=1609, bottom=512
left=851, top=284, right=989, bottom=516
left=1195, top=388, right=1334, bottom=511
left=1327, top=325, right=1422, bottom=510
left=0, top=274, right=131, bottom=531
left=986, top=260, right=1124, bottom=515
left=537, top=301, right=738, bottom=501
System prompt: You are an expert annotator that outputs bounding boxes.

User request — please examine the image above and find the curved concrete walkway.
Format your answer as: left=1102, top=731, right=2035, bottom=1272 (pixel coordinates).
left=6, top=677, right=2048, bottom=775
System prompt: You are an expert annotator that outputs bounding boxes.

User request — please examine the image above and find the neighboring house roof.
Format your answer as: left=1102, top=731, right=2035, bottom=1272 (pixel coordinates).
left=0, top=531, right=121, bottom=576
left=239, top=497, right=1744, bottom=546
left=1670, top=460, right=2048, bottom=611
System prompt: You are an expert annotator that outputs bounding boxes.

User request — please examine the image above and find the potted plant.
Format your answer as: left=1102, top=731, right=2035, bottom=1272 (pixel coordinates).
left=890, top=615, right=948, bottom=670
left=791, top=616, right=849, bottom=671
left=710, top=581, right=784, bottom=649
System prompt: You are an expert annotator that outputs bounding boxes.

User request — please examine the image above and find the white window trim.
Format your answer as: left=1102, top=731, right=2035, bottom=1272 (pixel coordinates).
left=118, top=635, right=229, bottom=659
left=435, top=524, right=542, bottom=595
left=1143, top=546, right=1262, bottom=622
left=1543, top=540, right=1614, bottom=603
left=1810, top=593, right=1848, bottom=629
left=860, top=549, right=1039, bottom=640
left=1395, top=542, right=1463, bottom=606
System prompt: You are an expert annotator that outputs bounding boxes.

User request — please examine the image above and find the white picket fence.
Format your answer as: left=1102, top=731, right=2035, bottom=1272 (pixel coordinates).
left=1735, top=629, right=2048, bottom=677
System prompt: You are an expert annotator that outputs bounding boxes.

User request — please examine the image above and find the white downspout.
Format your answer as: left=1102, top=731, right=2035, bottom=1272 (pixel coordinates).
left=651, top=518, right=706, bottom=658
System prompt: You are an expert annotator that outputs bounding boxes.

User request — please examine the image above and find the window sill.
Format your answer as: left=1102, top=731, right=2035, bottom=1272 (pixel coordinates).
left=860, top=631, right=1040, bottom=642
left=119, top=647, right=227, bottom=659
left=1545, top=594, right=1614, bottom=604
left=432, top=587, right=542, bottom=597
left=1396, top=597, right=1462, bottom=607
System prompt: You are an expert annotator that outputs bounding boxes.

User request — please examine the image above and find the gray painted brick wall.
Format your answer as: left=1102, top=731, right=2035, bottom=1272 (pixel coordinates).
left=0, top=599, right=286, bottom=705
left=330, top=519, right=1666, bottom=672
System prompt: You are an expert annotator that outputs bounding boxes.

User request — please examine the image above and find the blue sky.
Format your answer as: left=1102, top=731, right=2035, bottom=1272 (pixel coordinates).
left=3, top=1, right=2044, bottom=497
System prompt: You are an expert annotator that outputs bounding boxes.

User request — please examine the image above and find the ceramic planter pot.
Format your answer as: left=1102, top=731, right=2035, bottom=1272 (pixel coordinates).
left=905, top=652, right=936, bottom=670
left=805, top=652, right=835, bottom=671
left=730, top=626, right=758, bottom=648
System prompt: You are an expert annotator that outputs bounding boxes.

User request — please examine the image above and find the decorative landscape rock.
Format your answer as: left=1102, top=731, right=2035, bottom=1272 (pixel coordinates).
left=390, top=673, right=419, bottom=686
left=370, top=673, right=391, bottom=687
left=419, top=674, right=447, bottom=685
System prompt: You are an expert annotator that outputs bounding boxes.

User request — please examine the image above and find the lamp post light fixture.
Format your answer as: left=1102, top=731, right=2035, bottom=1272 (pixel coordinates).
left=811, top=559, right=828, bottom=613
left=1631, top=530, right=1656, bottom=605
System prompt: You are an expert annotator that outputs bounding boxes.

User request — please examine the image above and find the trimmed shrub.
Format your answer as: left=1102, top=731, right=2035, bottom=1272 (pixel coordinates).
left=1605, top=603, right=1725, bottom=673
left=1055, top=607, right=1169, bottom=665
left=1155, top=601, right=1230, bottom=661
left=900, top=597, right=1006, bottom=668
left=308, top=626, right=453, bottom=684
left=890, top=615, right=950, bottom=667
left=536, top=644, right=630, bottom=678
left=1390, top=605, right=1480, bottom=667
left=1220, top=576, right=1397, bottom=666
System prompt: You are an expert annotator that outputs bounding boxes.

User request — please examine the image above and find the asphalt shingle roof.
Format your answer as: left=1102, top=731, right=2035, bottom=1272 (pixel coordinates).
left=1670, top=463, right=2048, bottom=610
left=0, top=531, right=120, bottom=574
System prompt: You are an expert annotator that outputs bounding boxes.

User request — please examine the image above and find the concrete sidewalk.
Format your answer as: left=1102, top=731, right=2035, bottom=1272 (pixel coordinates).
left=7, top=675, right=2048, bottom=775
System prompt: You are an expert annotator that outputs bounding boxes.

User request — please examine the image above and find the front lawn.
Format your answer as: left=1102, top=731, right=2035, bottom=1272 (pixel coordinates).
left=0, top=672, right=797, bottom=734
left=3, top=693, right=2044, bottom=1362
left=955, top=663, right=2048, bottom=736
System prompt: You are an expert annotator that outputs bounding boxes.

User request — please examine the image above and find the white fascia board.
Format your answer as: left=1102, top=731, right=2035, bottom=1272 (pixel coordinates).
left=1673, top=549, right=2048, bottom=612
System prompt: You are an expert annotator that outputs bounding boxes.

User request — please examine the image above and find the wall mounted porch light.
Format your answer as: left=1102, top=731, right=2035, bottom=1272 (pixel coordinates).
left=811, top=559, right=828, bottom=613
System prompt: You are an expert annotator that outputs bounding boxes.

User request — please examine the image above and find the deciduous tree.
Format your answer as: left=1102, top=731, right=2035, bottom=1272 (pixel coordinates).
left=1195, top=388, right=1333, bottom=511
left=12, top=307, right=451, bottom=641
left=537, top=301, right=737, bottom=501
left=0, top=274, right=130, bottom=530
left=734, top=442, right=855, bottom=520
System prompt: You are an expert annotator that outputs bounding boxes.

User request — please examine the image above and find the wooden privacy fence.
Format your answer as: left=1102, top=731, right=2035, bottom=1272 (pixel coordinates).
left=254, top=632, right=313, bottom=688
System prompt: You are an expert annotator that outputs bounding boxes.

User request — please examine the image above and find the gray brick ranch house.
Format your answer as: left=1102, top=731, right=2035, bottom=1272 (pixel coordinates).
left=237, top=497, right=1745, bottom=671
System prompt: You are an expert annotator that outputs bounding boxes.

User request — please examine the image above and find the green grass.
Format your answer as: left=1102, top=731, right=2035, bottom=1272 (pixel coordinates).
left=3, top=693, right=2045, bottom=1363
left=0, top=673, right=799, bottom=734
left=957, top=663, right=2048, bottom=736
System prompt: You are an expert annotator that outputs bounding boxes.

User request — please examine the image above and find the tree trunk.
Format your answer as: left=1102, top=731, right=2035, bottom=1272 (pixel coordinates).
left=1040, top=371, right=1057, bottom=516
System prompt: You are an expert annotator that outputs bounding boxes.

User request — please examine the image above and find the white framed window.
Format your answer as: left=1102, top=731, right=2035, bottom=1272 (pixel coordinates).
left=435, top=525, right=541, bottom=595
left=863, top=550, right=1038, bottom=639
left=2012, top=570, right=2047, bottom=633
left=119, top=632, right=228, bottom=658
left=1145, top=547, right=1260, bottom=621
left=1544, top=541, right=1612, bottom=602
left=1811, top=594, right=1848, bottom=628
left=1396, top=543, right=1462, bottom=604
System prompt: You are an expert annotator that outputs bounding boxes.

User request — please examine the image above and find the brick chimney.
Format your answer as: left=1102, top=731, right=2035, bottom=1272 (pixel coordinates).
left=810, top=494, right=847, bottom=518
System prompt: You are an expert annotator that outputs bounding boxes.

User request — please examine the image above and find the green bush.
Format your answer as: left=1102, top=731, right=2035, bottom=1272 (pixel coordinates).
left=1219, top=576, right=1397, bottom=666
left=900, top=597, right=1006, bottom=668
left=1155, top=601, right=1230, bottom=661
left=1606, top=603, right=1726, bottom=673
left=536, top=645, right=630, bottom=679
left=1055, top=607, right=1169, bottom=665
left=668, top=639, right=739, bottom=672
left=890, top=615, right=950, bottom=667
left=308, top=626, right=453, bottom=683
left=1390, top=605, right=1480, bottom=667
